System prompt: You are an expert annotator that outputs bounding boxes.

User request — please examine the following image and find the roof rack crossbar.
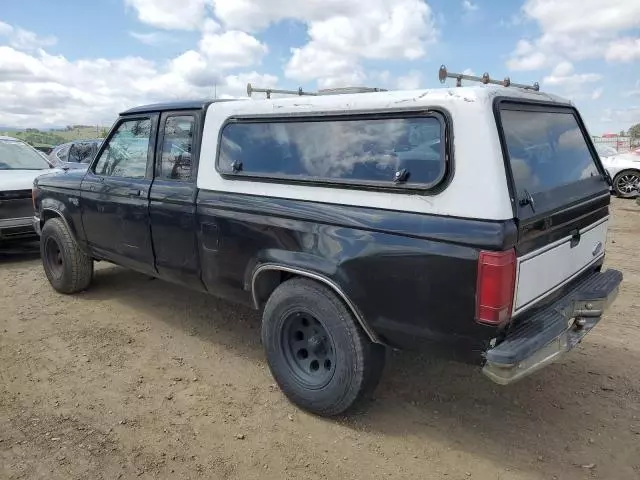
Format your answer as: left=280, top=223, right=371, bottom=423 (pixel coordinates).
left=438, top=65, right=540, bottom=91
left=247, top=83, right=318, bottom=98
left=246, top=83, right=387, bottom=98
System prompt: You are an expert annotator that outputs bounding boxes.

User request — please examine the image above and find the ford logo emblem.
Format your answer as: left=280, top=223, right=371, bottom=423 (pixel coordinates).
left=592, top=241, right=603, bottom=257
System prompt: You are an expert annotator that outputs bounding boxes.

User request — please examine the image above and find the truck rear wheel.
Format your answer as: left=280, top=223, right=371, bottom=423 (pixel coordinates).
left=41, top=218, right=93, bottom=294
left=261, top=277, right=385, bottom=416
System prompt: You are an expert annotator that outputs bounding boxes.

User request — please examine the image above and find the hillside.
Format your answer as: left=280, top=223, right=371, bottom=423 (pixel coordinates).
left=0, top=125, right=108, bottom=148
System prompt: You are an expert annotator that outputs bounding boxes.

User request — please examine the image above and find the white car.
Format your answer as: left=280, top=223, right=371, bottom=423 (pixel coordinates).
left=595, top=144, right=640, bottom=197
left=0, top=136, right=53, bottom=242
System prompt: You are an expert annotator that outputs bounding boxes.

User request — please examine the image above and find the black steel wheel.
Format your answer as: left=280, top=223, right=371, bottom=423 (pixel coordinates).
left=281, top=311, right=336, bottom=389
left=261, top=277, right=386, bottom=417
left=43, top=236, right=65, bottom=281
left=613, top=170, right=640, bottom=198
left=40, top=217, right=93, bottom=294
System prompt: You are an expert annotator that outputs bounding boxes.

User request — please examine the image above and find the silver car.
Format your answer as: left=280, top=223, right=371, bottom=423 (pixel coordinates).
left=595, top=144, right=640, bottom=198
left=48, top=139, right=102, bottom=170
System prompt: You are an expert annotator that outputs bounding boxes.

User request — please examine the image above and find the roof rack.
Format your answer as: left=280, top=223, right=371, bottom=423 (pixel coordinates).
left=438, top=65, right=540, bottom=91
left=246, top=83, right=387, bottom=99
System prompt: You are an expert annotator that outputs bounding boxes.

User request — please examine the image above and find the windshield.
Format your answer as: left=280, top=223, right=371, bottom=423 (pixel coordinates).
left=595, top=144, right=618, bottom=157
left=0, top=139, right=51, bottom=170
left=500, top=108, right=600, bottom=198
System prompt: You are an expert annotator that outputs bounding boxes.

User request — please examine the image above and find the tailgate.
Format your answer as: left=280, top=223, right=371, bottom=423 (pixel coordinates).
left=496, top=100, right=612, bottom=317
left=513, top=217, right=608, bottom=314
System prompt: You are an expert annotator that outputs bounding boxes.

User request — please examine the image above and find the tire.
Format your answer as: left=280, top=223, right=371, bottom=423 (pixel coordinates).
left=612, top=169, right=640, bottom=198
left=261, top=277, right=385, bottom=416
left=40, top=217, right=93, bottom=294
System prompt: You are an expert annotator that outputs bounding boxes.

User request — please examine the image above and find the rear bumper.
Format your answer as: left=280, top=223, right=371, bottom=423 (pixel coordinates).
left=0, top=217, right=36, bottom=240
left=483, top=268, right=623, bottom=385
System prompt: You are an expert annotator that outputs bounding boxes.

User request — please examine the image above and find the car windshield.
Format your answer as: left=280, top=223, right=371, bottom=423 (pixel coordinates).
left=0, top=139, right=51, bottom=170
left=595, top=144, right=618, bottom=157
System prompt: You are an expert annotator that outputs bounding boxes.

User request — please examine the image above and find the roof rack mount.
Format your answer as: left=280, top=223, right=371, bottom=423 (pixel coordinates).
left=438, top=65, right=540, bottom=91
left=246, top=83, right=387, bottom=99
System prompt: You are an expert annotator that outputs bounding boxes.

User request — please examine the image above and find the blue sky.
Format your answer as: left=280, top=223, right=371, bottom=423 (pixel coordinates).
left=0, top=0, right=639, bottom=134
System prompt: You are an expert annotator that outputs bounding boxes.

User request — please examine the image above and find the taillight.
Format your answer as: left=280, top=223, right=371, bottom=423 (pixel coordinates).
left=475, top=249, right=516, bottom=326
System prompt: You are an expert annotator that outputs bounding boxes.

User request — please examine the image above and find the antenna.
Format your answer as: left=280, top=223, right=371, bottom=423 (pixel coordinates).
left=438, top=65, right=540, bottom=91
left=246, top=83, right=387, bottom=99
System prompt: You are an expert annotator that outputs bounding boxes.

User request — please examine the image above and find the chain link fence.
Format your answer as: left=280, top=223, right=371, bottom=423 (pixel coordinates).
left=592, top=136, right=633, bottom=153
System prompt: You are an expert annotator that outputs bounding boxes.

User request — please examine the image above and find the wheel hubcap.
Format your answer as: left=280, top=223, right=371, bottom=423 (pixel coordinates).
left=282, top=312, right=336, bottom=388
left=617, top=173, right=640, bottom=194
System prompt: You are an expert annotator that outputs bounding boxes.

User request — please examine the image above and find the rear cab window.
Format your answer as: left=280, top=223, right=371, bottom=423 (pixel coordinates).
left=497, top=101, right=608, bottom=216
left=217, top=114, right=448, bottom=191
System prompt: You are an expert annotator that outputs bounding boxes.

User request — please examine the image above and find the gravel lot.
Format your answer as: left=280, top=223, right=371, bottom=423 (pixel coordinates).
left=1, top=197, right=639, bottom=480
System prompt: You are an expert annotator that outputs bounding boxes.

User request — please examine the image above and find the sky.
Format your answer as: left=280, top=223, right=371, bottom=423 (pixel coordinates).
left=0, top=0, right=639, bottom=135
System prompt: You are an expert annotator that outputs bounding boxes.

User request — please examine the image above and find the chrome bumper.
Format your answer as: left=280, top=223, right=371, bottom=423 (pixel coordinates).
left=32, top=215, right=41, bottom=236
left=483, top=268, right=623, bottom=385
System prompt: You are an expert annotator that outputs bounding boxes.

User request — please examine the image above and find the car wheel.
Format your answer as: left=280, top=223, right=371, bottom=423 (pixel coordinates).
left=612, top=169, right=640, bottom=198
left=41, top=218, right=93, bottom=294
left=261, top=277, right=386, bottom=416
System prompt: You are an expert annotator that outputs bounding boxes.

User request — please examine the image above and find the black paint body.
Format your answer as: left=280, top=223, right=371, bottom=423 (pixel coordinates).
left=32, top=100, right=612, bottom=364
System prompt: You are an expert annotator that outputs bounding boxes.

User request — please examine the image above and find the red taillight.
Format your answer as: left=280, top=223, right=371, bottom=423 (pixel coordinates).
left=476, top=249, right=516, bottom=326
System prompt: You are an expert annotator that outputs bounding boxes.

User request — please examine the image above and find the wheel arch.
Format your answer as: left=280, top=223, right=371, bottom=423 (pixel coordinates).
left=251, top=264, right=382, bottom=344
left=41, top=207, right=79, bottom=246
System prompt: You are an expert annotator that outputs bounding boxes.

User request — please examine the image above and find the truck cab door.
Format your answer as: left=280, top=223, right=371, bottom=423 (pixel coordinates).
left=149, top=111, right=204, bottom=290
left=80, top=115, right=157, bottom=275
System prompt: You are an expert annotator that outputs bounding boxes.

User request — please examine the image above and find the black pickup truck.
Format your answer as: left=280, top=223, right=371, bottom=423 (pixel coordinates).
left=32, top=87, right=622, bottom=416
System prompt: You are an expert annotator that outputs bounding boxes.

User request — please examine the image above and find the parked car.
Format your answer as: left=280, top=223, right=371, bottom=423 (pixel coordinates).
left=32, top=78, right=622, bottom=416
left=48, top=139, right=102, bottom=170
left=595, top=144, right=640, bottom=197
left=0, top=136, right=53, bottom=242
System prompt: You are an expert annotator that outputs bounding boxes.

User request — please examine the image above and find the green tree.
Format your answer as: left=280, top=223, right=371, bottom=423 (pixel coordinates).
left=629, top=123, right=640, bottom=139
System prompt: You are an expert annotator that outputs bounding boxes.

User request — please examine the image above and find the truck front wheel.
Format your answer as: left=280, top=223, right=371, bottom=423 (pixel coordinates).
left=41, top=218, right=93, bottom=294
left=261, top=277, right=385, bottom=416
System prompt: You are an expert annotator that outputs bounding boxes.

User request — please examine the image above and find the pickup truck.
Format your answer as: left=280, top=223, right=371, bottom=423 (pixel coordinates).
left=32, top=73, right=623, bottom=416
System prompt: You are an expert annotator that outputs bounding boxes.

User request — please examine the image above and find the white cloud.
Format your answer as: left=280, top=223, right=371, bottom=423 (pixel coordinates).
left=286, top=46, right=366, bottom=88
left=198, top=30, right=268, bottom=69
left=462, top=0, right=478, bottom=12
left=129, top=31, right=175, bottom=46
left=541, top=61, right=603, bottom=100
left=522, top=0, right=640, bottom=35
left=507, top=0, right=640, bottom=70
left=396, top=71, right=422, bottom=90
left=601, top=106, right=640, bottom=124
left=207, top=0, right=438, bottom=87
left=605, top=37, right=640, bottom=62
left=0, top=21, right=57, bottom=51
left=0, top=42, right=276, bottom=127
left=542, top=61, right=601, bottom=94
left=124, top=0, right=209, bottom=30
left=283, top=0, right=437, bottom=87
left=462, top=68, right=475, bottom=76
left=550, top=61, right=573, bottom=77
left=210, top=0, right=356, bottom=31
left=543, top=72, right=602, bottom=86
left=507, top=51, right=547, bottom=71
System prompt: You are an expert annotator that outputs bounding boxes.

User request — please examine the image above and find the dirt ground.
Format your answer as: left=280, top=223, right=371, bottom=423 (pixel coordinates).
left=1, top=198, right=639, bottom=480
